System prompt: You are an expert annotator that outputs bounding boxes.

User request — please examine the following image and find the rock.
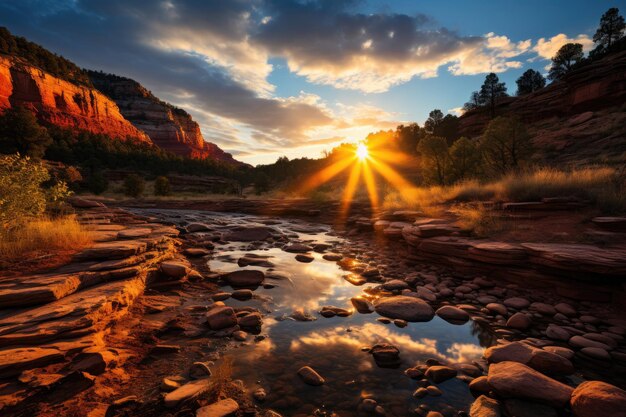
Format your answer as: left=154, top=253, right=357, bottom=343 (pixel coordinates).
left=426, top=386, right=443, bottom=396
left=238, top=312, right=262, bottom=328
left=484, top=342, right=535, bottom=365
left=0, top=348, right=64, bottom=378
left=413, top=387, right=428, bottom=398
left=503, top=297, right=530, bottom=309
left=164, top=378, right=212, bottom=408
left=186, top=223, right=210, bottom=233
left=543, top=346, right=574, bottom=360
left=297, top=366, right=325, bottom=386
left=295, top=254, right=314, bottom=263
left=507, top=313, right=532, bottom=330
left=569, top=335, right=611, bottom=350
left=404, top=366, right=424, bottom=379
left=580, top=347, right=611, bottom=361
left=502, top=399, right=557, bottom=417
left=436, top=306, right=470, bottom=323
left=253, top=388, right=267, bottom=402
left=231, top=289, right=253, bottom=300
left=232, top=330, right=247, bottom=341
left=197, top=398, right=239, bottom=417
left=160, top=261, right=190, bottom=278
left=69, top=196, right=105, bottom=208
left=487, top=362, right=573, bottom=407
left=69, top=349, right=117, bottom=375
left=206, top=306, right=237, bottom=330
left=425, top=365, right=457, bottom=383
left=370, top=343, right=401, bottom=368
left=527, top=350, right=574, bottom=376
left=183, top=247, right=210, bottom=257
left=224, top=227, right=272, bottom=241
left=212, top=292, right=231, bottom=301
left=161, top=377, right=182, bottom=392
left=486, top=303, right=508, bottom=315
left=290, top=309, right=317, bottom=321
left=570, top=381, right=626, bottom=417
left=323, top=253, right=342, bottom=261
left=284, top=243, right=313, bottom=253
left=351, top=297, right=374, bottom=313
left=530, top=303, right=557, bottom=316
left=554, top=303, right=577, bottom=317
left=151, top=345, right=181, bottom=355
left=546, top=325, right=570, bottom=341
left=105, top=396, right=142, bottom=417
left=469, top=376, right=491, bottom=396
left=382, top=279, right=410, bottom=291
left=224, top=270, right=265, bottom=287
left=374, top=296, right=434, bottom=322
left=189, top=362, right=212, bottom=379
left=362, top=398, right=377, bottom=412
left=470, top=395, right=501, bottom=417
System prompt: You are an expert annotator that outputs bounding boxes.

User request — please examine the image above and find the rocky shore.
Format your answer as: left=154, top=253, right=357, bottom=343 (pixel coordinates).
left=1, top=199, right=625, bottom=417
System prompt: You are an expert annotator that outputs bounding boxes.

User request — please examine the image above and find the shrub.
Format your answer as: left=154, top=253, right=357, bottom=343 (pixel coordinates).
left=480, top=117, right=533, bottom=177
left=87, top=171, right=108, bottom=195
left=451, top=203, right=504, bottom=238
left=0, top=106, right=52, bottom=158
left=154, top=176, right=171, bottom=196
left=123, top=174, right=145, bottom=197
left=0, top=154, right=70, bottom=232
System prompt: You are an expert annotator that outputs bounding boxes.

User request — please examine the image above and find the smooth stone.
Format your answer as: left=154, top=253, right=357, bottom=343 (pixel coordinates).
left=436, top=306, right=470, bottom=323
left=189, top=362, right=212, bottom=379
left=160, top=261, right=190, bottom=278
left=506, top=313, right=532, bottom=330
left=570, top=381, right=626, bottom=417
left=374, top=296, right=434, bottom=322
left=231, top=289, right=253, bottom=301
left=530, top=302, right=557, bottom=316
left=569, top=335, right=611, bottom=350
left=164, top=379, right=212, bottom=408
left=469, top=376, right=491, bottom=396
left=503, top=297, right=530, bottom=309
left=370, top=343, right=401, bottom=368
left=206, top=306, right=237, bottom=330
left=196, top=398, right=239, bottom=417
left=297, top=366, right=325, bottom=386
left=295, top=254, right=314, bottom=263
left=487, top=362, right=573, bottom=407
left=546, top=325, right=570, bottom=341
left=223, top=270, right=265, bottom=287
left=580, top=347, right=611, bottom=361
left=485, top=342, right=534, bottom=364
left=554, top=303, right=577, bottom=317
left=425, top=365, right=457, bottom=383
left=486, top=303, right=508, bottom=315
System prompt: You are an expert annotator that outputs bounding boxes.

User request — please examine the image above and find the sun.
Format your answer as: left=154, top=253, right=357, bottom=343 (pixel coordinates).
left=356, top=143, right=369, bottom=160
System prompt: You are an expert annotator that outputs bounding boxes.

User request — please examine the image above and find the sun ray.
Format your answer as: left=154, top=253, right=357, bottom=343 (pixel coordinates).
left=339, top=162, right=362, bottom=218
left=297, top=156, right=355, bottom=194
left=362, top=159, right=379, bottom=212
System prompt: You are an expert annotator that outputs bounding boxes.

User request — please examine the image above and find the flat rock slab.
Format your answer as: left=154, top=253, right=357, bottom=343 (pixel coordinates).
left=117, top=228, right=153, bottom=239
left=164, top=378, right=212, bottom=408
left=521, top=243, right=626, bottom=275
left=0, top=347, right=64, bottom=378
left=592, top=216, right=626, bottom=232
left=76, top=240, right=147, bottom=261
left=374, top=296, right=434, bottom=322
left=223, top=227, right=273, bottom=242
left=0, top=274, right=81, bottom=308
left=197, top=398, right=239, bottom=417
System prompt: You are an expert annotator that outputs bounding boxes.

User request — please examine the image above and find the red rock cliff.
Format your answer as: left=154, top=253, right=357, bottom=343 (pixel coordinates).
left=0, top=55, right=151, bottom=144
left=88, top=71, right=243, bottom=166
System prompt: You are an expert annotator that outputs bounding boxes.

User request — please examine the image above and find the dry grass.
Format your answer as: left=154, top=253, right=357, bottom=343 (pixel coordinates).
left=450, top=203, right=505, bottom=237
left=0, top=215, right=93, bottom=270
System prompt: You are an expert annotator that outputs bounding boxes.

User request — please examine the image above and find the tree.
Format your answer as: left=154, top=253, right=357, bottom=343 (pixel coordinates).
left=479, top=73, right=508, bottom=118
left=593, top=8, right=625, bottom=50
left=449, top=137, right=482, bottom=181
left=395, top=123, right=422, bottom=154
left=416, top=135, right=450, bottom=185
left=548, top=43, right=583, bottom=80
left=437, top=114, right=460, bottom=144
left=154, top=176, right=171, bottom=196
left=0, top=106, right=52, bottom=158
left=516, top=69, right=546, bottom=95
left=123, top=174, right=145, bottom=197
left=424, top=110, right=444, bottom=133
left=463, top=91, right=482, bottom=111
left=480, top=117, right=533, bottom=176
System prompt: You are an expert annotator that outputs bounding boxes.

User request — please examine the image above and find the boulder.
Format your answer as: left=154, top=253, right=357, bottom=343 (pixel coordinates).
left=206, top=306, right=237, bottom=330
left=484, top=342, right=534, bottom=365
left=425, top=365, right=457, bottom=383
left=160, top=261, right=190, bottom=279
left=487, top=362, right=573, bottom=407
left=470, top=395, right=501, bottom=417
left=374, top=296, right=434, bottom=322
left=436, top=306, right=470, bottom=323
left=238, top=312, right=262, bottom=328
left=570, top=381, right=626, bottom=417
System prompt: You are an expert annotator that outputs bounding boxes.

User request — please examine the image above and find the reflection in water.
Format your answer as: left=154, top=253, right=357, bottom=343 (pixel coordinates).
left=204, top=218, right=491, bottom=416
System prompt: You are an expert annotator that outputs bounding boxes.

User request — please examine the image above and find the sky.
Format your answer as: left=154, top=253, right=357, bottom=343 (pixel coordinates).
left=0, top=0, right=619, bottom=165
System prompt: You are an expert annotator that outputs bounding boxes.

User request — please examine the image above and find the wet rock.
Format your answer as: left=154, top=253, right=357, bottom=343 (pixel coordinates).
left=160, top=261, right=190, bottom=278
left=197, top=398, right=239, bottom=417
left=223, top=270, right=265, bottom=287
left=404, top=366, right=424, bottom=379
left=436, top=306, right=470, bottom=323
left=569, top=335, right=611, bottom=350
left=284, top=243, right=314, bottom=253
left=212, top=292, right=231, bottom=301
left=184, top=247, right=210, bottom=257
left=554, top=303, right=577, bottom=317
left=238, top=312, right=263, bottom=328
left=425, top=365, right=457, bottom=383
left=503, top=297, right=530, bottom=309
left=370, top=343, right=401, bottom=368
left=580, top=347, right=610, bottom=361
left=393, top=319, right=408, bottom=328
left=232, top=330, right=247, bottom=341
left=164, top=379, right=212, bottom=408
left=382, top=279, right=409, bottom=291
left=323, top=253, right=342, bottom=261
left=297, top=366, right=325, bottom=386
left=290, top=309, right=317, bottom=321
left=487, top=361, right=573, bottom=407
left=238, top=254, right=274, bottom=267
left=295, top=254, right=314, bottom=263
left=546, top=325, right=570, bottom=341
left=187, top=223, right=210, bottom=233
left=206, top=306, right=237, bottom=330
left=506, top=313, right=532, bottom=330
left=374, top=295, right=435, bottom=322
left=486, top=303, right=508, bottom=316
left=570, top=381, right=626, bottom=417
left=530, top=303, right=557, bottom=316
left=361, top=398, right=378, bottom=412
left=224, top=227, right=272, bottom=242
left=502, top=399, right=557, bottom=417
left=485, top=342, right=534, bottom=365
left=231, top=289, right=253, bottom=301
left=413, top=388, right=428, bottom=398
left=543, top=346, right=574, bottom=360
left=527, top=350, right=574, bottom=376
left=351, top=297, right=374, bottom=313
left=161, top=377, right=182, bottom=392
left=469, top=376, right=491, bottom=396
left=189, top=361, right=212, bottom=379
left=320, top=306, right=352, bottom=318
left=426, top=386, right=442, bottom=396
left=470, top=395, right=501, bottom=417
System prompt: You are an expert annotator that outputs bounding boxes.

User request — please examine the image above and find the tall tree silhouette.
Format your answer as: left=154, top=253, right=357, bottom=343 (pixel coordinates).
left=479, top=73, right=508, bottom=118
left=548, top=43, right=583, bottom=80
left=424, top=110, right=444, bottom=133
left=594, top=8, right=625, bottom=50
left=516, top=69, right=546, bottom=95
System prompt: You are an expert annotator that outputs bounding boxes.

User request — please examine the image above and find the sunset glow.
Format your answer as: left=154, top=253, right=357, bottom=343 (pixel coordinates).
left=356, top=143, right=369, bottom=160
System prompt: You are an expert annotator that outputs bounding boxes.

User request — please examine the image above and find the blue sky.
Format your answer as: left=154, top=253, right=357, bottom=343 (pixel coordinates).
left=0, top=0, right=619, bottom=165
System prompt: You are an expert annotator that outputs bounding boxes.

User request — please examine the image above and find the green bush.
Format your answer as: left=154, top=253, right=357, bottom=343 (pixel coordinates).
left=123, top=174, right=145, bottom=197
left=0, top=154, right=70, bottom=232
left=88, top=172, right=108, bottom=195
left=154, top=176, right=171, bottom=196
left=0, top=106, right=51, bottom=158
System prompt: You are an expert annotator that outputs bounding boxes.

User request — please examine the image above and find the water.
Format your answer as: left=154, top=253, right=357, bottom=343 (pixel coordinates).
left=186, top=212, right=495, bottom=416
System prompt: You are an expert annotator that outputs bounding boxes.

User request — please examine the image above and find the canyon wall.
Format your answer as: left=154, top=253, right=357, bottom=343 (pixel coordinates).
left=88, top=72, right=242, bottom=166
left=0, top=55, right=151, bottom=144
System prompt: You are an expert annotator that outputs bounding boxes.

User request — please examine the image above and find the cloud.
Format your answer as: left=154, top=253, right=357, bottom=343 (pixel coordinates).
left=253, top=1, right=530, bottom=92
left=534, top=33, right=594, bottom=60
left=448, top=107, right=465, bottom=116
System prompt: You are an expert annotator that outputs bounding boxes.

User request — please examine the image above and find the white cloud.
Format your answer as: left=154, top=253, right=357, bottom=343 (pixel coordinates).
left=534, top=33, right=594, bottom=60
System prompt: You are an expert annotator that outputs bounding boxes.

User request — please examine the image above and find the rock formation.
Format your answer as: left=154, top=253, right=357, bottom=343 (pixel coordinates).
left=88, top=71, right=242, bottom=165
left=0, top=55, right=151, bottom=144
